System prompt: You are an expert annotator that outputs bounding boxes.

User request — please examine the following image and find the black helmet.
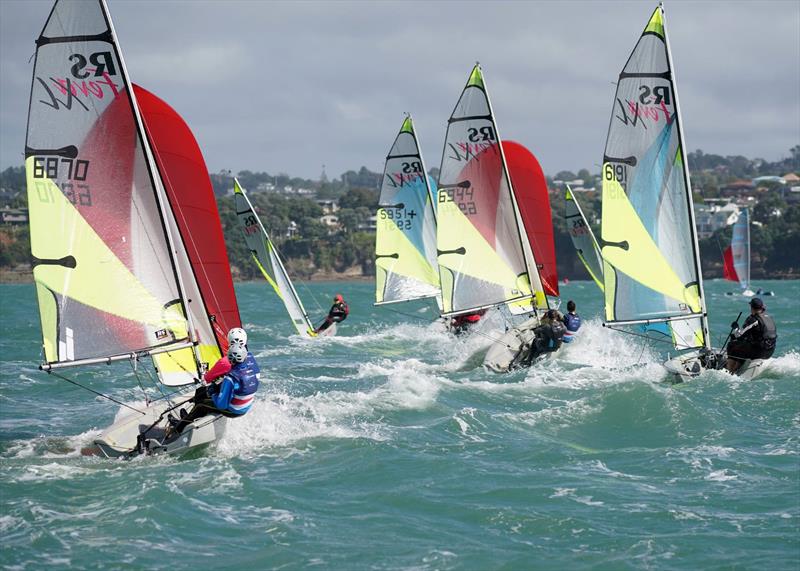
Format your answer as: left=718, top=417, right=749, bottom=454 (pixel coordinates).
left=750, top=297, right=764, bottom=310
left=567, top=300, right=576, bottom=312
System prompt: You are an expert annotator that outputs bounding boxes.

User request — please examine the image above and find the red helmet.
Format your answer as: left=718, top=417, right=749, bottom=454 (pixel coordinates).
left=334, top=294, right=343, bottom=303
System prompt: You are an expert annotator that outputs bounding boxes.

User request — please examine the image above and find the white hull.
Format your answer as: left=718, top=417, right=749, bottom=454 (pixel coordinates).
left=94, top=399, right=226, bottom=458
left=663, top=351, right=767, bottom=382
left=484, top=317, right=556, bottom=373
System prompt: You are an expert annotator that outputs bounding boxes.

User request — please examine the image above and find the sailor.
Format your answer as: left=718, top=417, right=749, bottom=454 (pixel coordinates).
left=527, top=309, right=566, bottom=361
left=202, top=327, right=249, bottom=384
left=450, top=309, right=487, bottom=336
left=725, top=297, right=777, bottom=373
left=562, top=300, right=581, bottom=343
left=315, top=294, right=349, bottom=334
left=171, top=343, right=261, bottom=434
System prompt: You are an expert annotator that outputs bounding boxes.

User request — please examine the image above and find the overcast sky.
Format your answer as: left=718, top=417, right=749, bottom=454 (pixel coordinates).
left=1, top=0, right=798, bottom=180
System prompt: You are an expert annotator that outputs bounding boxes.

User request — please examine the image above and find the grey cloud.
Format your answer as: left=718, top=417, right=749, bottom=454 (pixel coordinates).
left=1, top=0, right=798, bottom=180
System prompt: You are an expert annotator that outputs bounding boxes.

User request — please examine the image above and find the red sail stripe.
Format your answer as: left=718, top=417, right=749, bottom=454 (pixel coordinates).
left=504, top=141, right=559, bottom=297
left=134, top=85, right=241, bottom=350
left=722, top=246, right=739, bottom=283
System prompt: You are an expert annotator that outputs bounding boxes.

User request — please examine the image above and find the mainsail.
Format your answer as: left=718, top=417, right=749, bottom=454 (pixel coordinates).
left=25, top=0, right=237, bottom=384
left=375, top=115, right=440, bottom=305
left=723, top=208, right=750, bottom=291
left=565, top=186, right=604, bottom=291
left=599, top=5, right=709, bottom=351
left=436, top=64, right=546, bottom=316
left=234, top=180, right=316, bottom=338
left=505, top=141, right=559, bottom=298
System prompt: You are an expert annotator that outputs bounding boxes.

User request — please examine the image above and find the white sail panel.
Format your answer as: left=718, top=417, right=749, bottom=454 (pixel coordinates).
left=436, top=65, right=544, bottom=315
left=731, top=209, right=750, bottom=290
left=25, top=0, right=191, bottom=366
left=565, top=186, right=604, bottom=291
left=375, top=116, right=440, bottom=305
left=234, top=180, right=315, bottom=337
left=599, top=6, right=707, bottom=350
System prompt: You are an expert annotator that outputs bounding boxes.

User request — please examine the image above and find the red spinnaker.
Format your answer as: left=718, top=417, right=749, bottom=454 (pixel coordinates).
left=722, top=246, right=739, bottom=283
left=504, top=141, right=559, bottom=297
left=134, top=84, right=241, bottom=349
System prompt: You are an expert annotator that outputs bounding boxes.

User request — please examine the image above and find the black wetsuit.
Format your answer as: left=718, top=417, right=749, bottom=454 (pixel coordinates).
left=316, top=301, right=349, bottom=333
left=728, top=312, right=777, bottom=362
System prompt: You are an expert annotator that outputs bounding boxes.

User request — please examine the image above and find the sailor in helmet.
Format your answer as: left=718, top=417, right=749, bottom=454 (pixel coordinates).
left=725, top=297, right=778, bottom=373
left=314, top=294, right=349, bottom=334
left=170, top=328, right=261, bottom=434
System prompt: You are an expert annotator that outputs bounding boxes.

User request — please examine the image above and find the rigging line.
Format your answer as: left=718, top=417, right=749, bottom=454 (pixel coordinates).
left=129, top=358, right=151, bottom=406
left=47, top=370, right=146, bottom=415
left=604, top=324, right=698, bottom=350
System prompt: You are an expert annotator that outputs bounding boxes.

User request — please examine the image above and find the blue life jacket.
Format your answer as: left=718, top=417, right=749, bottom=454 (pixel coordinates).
left=220, top=353, right=261, bottom=415
left=563, top=313, right=581, bottom=343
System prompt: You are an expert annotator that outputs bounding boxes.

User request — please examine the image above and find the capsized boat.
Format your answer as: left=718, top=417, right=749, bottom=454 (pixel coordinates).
left=25, top=0, right=241, bottom=457
left=723, top=208, right=773, bottom=297
left=433, top=64, right=553, bottom=372
left=598, top=4, right=766, bottom=381
left=234, top=180, right=334, bottom=337
left=374, top=115, right=441, bottom=310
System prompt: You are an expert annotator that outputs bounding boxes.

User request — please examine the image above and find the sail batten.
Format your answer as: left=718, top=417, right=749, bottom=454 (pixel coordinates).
left=436, top=64, right=545, bottom=315
left=600, top=5, right=709, bottom=351
left=375, top=115, right=440, bottom=306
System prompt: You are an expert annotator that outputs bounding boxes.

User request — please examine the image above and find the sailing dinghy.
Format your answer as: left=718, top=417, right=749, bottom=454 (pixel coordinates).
left=233, top=180, right=334, bottom=337
left=723, top=208, right=773, bottom=297
left=26, top=0, right=241, bottom=457
left=433, top=64, right=554, bottom=372
left=599, top=4, right=766, bottom=381
left=374, top=115, right=441, bottom=309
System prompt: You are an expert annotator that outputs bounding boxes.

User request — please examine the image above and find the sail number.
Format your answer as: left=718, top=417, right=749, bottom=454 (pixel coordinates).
left=242, top=214, right=259, bottom=235
left=604, top=163, right=627, bottom=184
left=380, top=208, right=417, bottom=230
left=438, top=187, right=477, bottom=216
left=31, top=157, right=92, bottom=206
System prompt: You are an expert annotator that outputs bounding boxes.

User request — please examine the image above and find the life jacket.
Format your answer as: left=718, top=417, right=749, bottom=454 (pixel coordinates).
left=330, top=301, right=349, bottom=322
left=225, top=353, right=261, bottom=415
left=756, top=313, right=777, bottom=351
left=562, top=313, right=581, bottom=343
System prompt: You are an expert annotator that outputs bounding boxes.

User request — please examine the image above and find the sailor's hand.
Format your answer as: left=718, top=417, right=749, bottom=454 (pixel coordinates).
left=730, top=321, right=739, bottom=330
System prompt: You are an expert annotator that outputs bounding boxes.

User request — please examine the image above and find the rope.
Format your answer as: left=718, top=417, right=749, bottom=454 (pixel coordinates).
left=47, top=370, right=146, bottom=415
left=603, top=324, right=698, bottom=350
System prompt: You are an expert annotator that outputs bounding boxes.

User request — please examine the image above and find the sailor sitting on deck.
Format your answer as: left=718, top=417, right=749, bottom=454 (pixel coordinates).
left=170, top=343, right=261, bottom=434
left=531, top=310, right=566, bottom=355
left=450, top=309, right=487, bottom=336
left=315, top=294, right=349, bottom=334
left=562, top=300, right=581, bottom=343
left=725, top=297, right=777, bottom=373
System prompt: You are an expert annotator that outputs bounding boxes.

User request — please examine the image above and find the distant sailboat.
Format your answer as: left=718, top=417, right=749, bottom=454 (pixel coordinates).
left=234, top=180, right=333, bottom=337
left=599, top=4, right=767, bottom=380
left=565, top=186, right=604, bottom=291
left=26, top=0, right=241, bottom=456
left=374, top=115, right=441, bottom=308
left=723, top=208, right=773, bottom=297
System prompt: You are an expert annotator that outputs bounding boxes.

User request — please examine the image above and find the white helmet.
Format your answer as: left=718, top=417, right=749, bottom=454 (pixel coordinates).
left=227, top=327, right=247, bottom=346
left=227, top=343, right=247, bottom=364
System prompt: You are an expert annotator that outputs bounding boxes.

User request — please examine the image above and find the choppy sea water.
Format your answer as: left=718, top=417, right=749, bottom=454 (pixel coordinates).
left=0, top=279, right=798, bottom=570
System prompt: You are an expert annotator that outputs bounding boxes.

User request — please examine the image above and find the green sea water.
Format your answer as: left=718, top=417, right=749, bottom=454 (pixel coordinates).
left=1, top=279, right=798, bottom=570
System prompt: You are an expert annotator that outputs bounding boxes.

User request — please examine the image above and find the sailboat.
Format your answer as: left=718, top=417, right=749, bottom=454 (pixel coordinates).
left=599, top=4, right=766, bottom=381
left=565, top=186, right=604, bottom=291
left=433, top=64, right=551, bottom=373
left=25, top=0, right=241, bottom=457
left=374, top=115, right=441, bottom=308
left=723, top=208, right=773, bottom=297
left=234, top=180, right=333, bottom=337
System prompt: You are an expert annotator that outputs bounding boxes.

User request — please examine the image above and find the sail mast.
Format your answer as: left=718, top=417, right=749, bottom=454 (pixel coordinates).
left=100, top=0, right=202, bottom=354
left=660, top=3, right=711, bottom=351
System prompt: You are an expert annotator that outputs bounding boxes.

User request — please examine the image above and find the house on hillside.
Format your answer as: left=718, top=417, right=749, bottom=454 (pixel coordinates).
left=319, top=214, right=340, bottom=234
left=316, top=199, right=339, bottom=215
left=719, top=179, right=755, bottom=199
left=0, top=208, right=28, bottom=225
left=695, top=202, right=739, bottom=239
